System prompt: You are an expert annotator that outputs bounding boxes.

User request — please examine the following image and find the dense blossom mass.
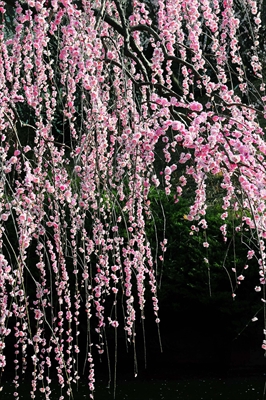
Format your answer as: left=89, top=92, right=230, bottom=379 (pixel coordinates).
left=0, top=0, right=266, bottom=398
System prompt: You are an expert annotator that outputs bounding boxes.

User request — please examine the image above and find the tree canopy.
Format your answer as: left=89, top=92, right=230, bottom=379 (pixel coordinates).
left=1, top=0, right=266, bottom=398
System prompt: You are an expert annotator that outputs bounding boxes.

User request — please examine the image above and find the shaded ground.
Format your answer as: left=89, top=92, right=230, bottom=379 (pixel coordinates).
left=2, top=375, right=266, bottom=400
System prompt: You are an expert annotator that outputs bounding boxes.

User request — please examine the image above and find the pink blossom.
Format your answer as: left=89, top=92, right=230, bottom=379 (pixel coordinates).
left=1, top=214, right=9, bottom=221
left=247, top=250, right=255, bottom=260
left=164, top=166, right=171, bottom=175
left=189, top=102, right=203, bottom=112
left=34, top=310, right=43, bottom=320
left=172, top=121, right=182, bottom=130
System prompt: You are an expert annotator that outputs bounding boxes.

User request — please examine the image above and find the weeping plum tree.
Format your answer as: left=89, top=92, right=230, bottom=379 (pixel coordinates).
left=1, top=0, right=266, bottom=397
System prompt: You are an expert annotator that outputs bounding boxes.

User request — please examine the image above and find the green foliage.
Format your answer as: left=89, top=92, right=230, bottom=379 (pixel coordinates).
left=146, top=187, right=261, bottom=340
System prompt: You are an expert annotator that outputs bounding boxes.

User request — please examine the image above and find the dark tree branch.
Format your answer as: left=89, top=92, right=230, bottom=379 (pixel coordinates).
left=130, top=24, right=203, bottom=80
left=93, top=7, right=151, bottom=81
